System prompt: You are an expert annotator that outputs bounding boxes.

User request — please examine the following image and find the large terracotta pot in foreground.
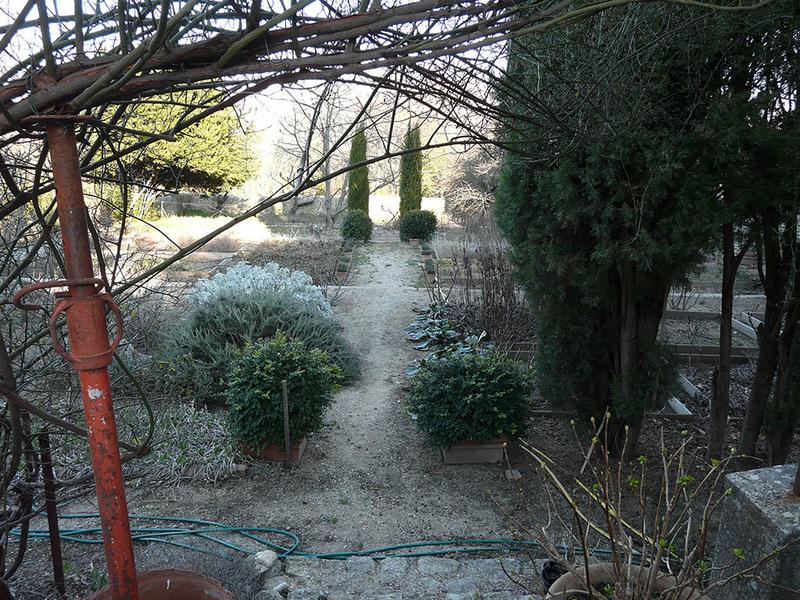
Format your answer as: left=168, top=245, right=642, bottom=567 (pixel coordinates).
left=546, top=563, right=710, bottom=600
left=84, top=569, right=234, bottom=600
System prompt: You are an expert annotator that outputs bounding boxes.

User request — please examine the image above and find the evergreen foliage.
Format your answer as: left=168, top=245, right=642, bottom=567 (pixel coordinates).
left=127, top=91, right=256, bottom=193
left=399, top=209, right=437, bottom=242
left=225, top=334, right=342, bottom=449
left=408, top=352, right=531, bottom=446
left=495, top=6, right=723, bottom=449
left=347, top=129, right=369, bottom=213
left=340, top=210, right=373, bottom=242
left=399, top=126, right=423, bottom=216
left=161, top=266, right=359, bottom=405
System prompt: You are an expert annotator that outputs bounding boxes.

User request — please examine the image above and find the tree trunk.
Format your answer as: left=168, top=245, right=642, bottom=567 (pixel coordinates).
left=323, top=116, right=333, bottom=228
left=710, top=222, right=735, bottom=459
left=769, top=324, right=800, bottom=464
left=768, top=270, right=800, bottom=464
left=614, top=262, right=667, bottom=460
left=740, top=212, right=785, bottom=457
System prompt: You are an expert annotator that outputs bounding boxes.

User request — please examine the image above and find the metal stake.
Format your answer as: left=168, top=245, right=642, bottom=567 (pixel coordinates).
left=45, top=122, right=138, bottom=600
left=282, top=380, right=291, bottom=468
left=38, top=431, right=65, bottom=598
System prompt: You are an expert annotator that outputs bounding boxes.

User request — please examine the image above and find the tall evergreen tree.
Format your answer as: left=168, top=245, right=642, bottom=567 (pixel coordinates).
left=495, top=6, right=724, bottom=455
left=399, top=126, right=422, bottom=216
left=347, top=129, right=369, bottom=214
left=127, top=91, right=256, bottom=194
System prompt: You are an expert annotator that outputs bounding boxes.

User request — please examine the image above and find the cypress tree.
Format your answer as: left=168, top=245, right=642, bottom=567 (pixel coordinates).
left=347, top=129, right=369, bottom=214
left=399, top=126, right=422, bottom=217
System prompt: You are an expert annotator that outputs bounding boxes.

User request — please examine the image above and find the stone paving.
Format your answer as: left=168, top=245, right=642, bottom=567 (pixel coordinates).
left=248, top=553, right=547, bottom=600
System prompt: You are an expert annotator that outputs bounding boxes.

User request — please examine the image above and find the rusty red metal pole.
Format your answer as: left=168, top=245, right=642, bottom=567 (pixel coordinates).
left=46, top=123, right=139, bottom=600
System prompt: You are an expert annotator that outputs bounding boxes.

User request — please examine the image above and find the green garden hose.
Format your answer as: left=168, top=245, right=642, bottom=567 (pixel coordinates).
left=11, top=513, right=615, bottom=561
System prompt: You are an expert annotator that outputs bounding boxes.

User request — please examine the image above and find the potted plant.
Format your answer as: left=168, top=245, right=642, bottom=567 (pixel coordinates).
left=408, top=351, right=531, bottom=463
left=420, top=242, right=434, bottom=257
left=335, top=256, right=350, bottom=281
left=546, top=564, right=710, bottom=599
left=399, top=209, right=438, bottom=244
left=340, top=209, right=373, bottom=242
left=85, top=569, right=234, bottom=600
left=225, top=334, right=342, bottom=463
left=423, top=257, right=436, bottom=283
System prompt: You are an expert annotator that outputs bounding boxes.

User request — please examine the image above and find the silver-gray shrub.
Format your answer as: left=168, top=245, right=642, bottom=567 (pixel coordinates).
left=160, top=291, right=359, bottom=405
left=188, top=261, right=333, bottom=318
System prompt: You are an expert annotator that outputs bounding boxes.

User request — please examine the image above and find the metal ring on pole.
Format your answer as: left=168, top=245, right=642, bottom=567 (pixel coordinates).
left=48, top=294, right=123, bottom=370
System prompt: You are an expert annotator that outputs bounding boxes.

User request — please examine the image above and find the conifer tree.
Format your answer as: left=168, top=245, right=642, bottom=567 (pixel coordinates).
left=399, top=126, right=422, bottom=217
left=347, top=129, right=369, bottom=214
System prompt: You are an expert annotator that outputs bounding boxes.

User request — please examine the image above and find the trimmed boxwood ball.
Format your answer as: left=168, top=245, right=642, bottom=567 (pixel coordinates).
left=225, top=334, right=343, bottom=449
left=399, top=209, right=437, bottom=242
left=408, top=352, right=532, bottom=446
left=341, top=210, right=373, bottom=242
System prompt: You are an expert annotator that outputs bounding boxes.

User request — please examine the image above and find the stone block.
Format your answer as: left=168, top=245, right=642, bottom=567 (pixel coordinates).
left=378, top=557, right=409, bottom=581
left=417, top=556, right=460, bottom=577
left=414, top=576, right=443, bottom=593
left=251, top=550, right=280, bottom=574
left=287, top=589, right=325, bottom=600
left=346, top=556, right=377, bottom=575
left=711, top=464, right=799, bottom=600
left=444, top=577, right=477, bottom=594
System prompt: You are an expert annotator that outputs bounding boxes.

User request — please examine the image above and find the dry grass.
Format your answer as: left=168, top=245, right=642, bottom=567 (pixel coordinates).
left=245, top=238, right=341, bottom=286
left=129, top=215, right=279, bottom=252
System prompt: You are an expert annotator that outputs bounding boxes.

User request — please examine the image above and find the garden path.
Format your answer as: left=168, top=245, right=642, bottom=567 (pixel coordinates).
left=20, top=229, right=538, bottom=599
left=131, top=228, right=520, bottom=553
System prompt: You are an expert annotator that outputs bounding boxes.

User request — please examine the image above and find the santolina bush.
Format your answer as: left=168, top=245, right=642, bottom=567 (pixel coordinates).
left=161, top=263, right=358, bottom=404
left=188, top=261, right=333, bottom=318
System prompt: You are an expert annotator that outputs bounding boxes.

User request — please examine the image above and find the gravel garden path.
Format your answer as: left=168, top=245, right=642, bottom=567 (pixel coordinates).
left=127, top=229, right=541, bottom=598
left=11, top=229, right=550, bottom=600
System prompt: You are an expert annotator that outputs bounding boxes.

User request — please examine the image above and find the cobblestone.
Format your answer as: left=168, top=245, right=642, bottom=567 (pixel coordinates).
left=259, top=555, right=545, bottom=599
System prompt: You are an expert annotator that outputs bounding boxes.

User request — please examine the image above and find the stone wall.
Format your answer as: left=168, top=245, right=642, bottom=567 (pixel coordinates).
left=711, top=463, right=799, bottom=600
left=247, top=553, right=545, bottom=600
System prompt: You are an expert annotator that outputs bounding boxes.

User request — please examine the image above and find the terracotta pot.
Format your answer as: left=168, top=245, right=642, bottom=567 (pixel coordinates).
left=546, top=563, right=710, bottom=600
left=335, top=271, right=348, bottom=281
left=84, top=569, right=233, bottom=600
left=441, top=437, right=507, bottom=464
left=240, top=437, right=307, bottom=463
left=408, top=238, right=420, bottom=247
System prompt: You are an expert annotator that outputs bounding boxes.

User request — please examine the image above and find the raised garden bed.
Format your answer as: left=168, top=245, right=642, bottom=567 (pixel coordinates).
left=240, top=437, right=308, bottom=464
left=441, top=438, right=507, bottom=464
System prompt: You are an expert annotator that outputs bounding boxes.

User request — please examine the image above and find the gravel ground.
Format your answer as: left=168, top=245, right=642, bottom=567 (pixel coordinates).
left=9, top=232, right=798, bottom=599
left=10, top=229, right=524, bottom=598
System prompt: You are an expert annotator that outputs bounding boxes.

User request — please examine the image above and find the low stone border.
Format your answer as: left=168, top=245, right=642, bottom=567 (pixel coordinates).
left=247, top=552, right=546, bottom=600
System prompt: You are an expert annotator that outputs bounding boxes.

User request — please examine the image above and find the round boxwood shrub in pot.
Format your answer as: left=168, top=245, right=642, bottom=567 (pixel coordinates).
left=160, top=263, right=359, bottom=406
left=341, top=209, right=373, bottom=242
left=225, top=334, right=343, bottom=457
left=399, top=209, right=437, bottom=242
left=408, top=351, right=532, bottom=447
